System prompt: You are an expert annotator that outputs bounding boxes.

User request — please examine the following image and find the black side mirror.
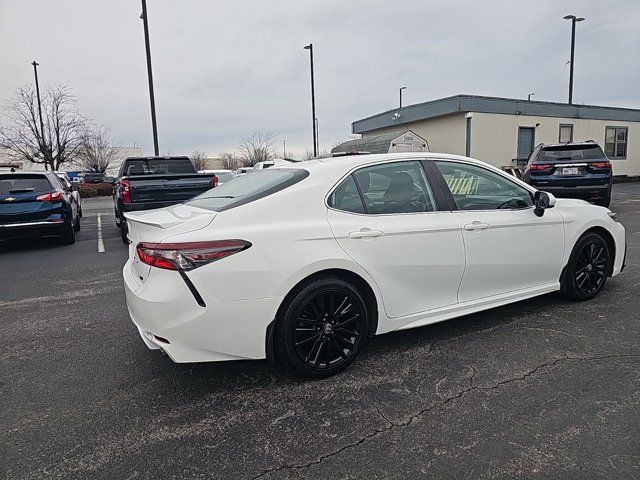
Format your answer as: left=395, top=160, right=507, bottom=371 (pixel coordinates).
left=533, top=191, right=551, bottom=217
left=71, top=184, right=80, bottom=192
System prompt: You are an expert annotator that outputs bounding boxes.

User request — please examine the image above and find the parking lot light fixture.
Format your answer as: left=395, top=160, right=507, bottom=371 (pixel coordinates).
left=140, top=0, right=159, bottom=156
left=563, top=14, right=585, bottom=105
left=303, top=44, right=317, bottom=157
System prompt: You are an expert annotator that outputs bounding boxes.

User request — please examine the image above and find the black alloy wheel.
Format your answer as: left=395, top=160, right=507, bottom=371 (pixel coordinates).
left=562, top=233, right=610, bottom=300
left=276, top=277, right=369, bottom=378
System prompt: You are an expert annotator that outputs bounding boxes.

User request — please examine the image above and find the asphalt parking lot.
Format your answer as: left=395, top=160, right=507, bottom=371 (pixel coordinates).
left=2, top=187, right=639, bottom=480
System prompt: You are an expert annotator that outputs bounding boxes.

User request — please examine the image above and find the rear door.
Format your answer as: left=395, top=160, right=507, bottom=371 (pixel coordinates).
left=326, top=160, right=465, bottom=321
left=0, top=174, right=56, bottom=224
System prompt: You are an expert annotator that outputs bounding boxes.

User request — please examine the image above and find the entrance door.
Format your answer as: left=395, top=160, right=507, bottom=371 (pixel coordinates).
left=517, top=127, right=535, bottom=159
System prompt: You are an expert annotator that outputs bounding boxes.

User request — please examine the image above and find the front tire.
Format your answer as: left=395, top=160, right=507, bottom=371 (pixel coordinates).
left=561, top=232, right=611, bottom=301
left=275, top=276, right=370, bottom=378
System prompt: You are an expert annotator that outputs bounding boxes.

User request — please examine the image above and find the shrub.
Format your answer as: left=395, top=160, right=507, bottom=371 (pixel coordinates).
left=95, top=183, right=114, bottom=196
left=80, top=187, right=98, bottom=198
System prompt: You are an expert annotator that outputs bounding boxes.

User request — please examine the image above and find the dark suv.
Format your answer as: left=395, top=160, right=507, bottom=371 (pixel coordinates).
left=523, top=141, right=612, bottom=207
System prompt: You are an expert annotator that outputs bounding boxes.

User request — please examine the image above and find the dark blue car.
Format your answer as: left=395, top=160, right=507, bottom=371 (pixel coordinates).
left=0, top=171, right=81, bottom=244
left=522, top=141, right=612, bottom=207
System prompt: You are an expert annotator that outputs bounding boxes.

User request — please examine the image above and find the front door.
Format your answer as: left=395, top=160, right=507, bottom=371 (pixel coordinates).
left=434, top=160, right=565, bottom=303
left=326, top=160, right=465, bottom=320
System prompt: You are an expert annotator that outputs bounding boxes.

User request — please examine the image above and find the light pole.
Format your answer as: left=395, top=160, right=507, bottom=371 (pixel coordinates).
left=563, top=14, right=585, bottom=105
left=140, top=0, right=159, bottom=156
left=399, top=86, right=407, bottom=108
left=31, top=61, right=48, bottom=170
left=303, top=44, right=317, bottom=157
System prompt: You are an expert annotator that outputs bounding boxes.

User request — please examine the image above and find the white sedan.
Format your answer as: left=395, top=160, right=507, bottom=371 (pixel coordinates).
left=123, top=153, right=626, bottom=378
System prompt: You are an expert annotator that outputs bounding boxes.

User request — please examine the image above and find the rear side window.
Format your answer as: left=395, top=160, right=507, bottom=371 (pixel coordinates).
left=538, top=145, right=605, bottom=162
left=187, top=168, right=308, bottom=212
left=329, top=161, right=437, bottom=215
left=0, top=175, right=52, bottom=194
left=328, top=176, right=365, bottom=213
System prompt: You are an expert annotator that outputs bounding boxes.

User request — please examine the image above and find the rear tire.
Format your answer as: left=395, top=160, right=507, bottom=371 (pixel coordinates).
left=275, top=276, right=369, bottom=378
left=60, top=220, right=76, bottom=245
left=595, top=194, right=611, bottom=208
left=560, top=232, right=610, bottom=301
left=74, top=215, right=81, bottom=232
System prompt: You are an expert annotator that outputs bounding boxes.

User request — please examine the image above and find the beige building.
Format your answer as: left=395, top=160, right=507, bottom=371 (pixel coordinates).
left=351, top=95, right=639, bottom=177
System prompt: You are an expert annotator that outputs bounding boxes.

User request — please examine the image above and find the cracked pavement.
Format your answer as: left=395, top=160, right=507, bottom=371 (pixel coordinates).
left=2, top=187, right=639, bottom=480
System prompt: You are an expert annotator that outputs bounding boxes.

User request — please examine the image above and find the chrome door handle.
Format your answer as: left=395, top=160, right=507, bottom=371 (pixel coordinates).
left=349, top=228, right=383, bottom=239
left=464, top=221, right=490, bottom=231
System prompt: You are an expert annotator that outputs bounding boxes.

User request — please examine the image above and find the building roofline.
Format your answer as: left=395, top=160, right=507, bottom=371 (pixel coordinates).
left=352, top=94, right=640, bottom=134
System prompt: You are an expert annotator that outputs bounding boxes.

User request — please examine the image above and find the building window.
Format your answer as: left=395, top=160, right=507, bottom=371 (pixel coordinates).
left=559, top=124, right=573, bottom=143
left=605, top=126, right=628, bottom=159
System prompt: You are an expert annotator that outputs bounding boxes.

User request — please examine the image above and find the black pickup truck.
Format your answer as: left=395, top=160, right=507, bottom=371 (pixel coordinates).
left=113, top=156, right=217, bottom=243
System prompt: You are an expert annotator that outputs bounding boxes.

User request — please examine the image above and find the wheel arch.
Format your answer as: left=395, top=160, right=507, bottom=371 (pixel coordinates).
left=561, top=225, right=617, bottom=286
left=265, top=268, right=381, bottom=364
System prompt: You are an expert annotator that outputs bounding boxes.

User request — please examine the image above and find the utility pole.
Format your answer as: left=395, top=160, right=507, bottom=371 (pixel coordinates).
left=140, top=0, right=159, bottom=155
left=31, top=61, right=49, bottom=170
left=563, top=14, right=585, bottom=105
left=303, top=44, right=317, bottom=157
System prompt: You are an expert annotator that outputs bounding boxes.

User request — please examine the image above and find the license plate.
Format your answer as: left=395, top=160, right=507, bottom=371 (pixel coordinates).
left=562, top=167, right=579, bottom=175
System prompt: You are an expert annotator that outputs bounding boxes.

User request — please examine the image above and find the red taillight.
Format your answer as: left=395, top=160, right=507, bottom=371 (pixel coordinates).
left=120, top=179, right=132, bottom=203
left=591, top=161, right=611, bottom=170
left=136, top=240, right=251, bottom=271
left=528, top=164, right=552, bottom=172
left=212, top=175, right=218, bottom=187
left=36, top=191, right=63, bottom=202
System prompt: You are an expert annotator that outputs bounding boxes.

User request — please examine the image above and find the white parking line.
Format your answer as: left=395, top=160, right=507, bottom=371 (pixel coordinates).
left=97, top=214, right=105, bottom=253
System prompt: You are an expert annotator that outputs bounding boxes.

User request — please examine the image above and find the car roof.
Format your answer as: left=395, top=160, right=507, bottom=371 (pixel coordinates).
left=539, top=141, right=599, bottom=148
left=0, top=171, right=51, bottom=176
left=281, top=152, right=491, bottom=173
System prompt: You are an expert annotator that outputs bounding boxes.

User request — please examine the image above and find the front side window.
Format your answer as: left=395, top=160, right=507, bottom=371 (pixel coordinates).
left=435, top=161, right=533, bottom=211
left=605, top=126, right=628, bottom=159
left=559, top=124, right=574, bottom=143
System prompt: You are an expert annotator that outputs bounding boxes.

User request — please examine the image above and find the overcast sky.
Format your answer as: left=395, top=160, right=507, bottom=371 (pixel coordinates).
left=1, top=0, right=638, bottom=158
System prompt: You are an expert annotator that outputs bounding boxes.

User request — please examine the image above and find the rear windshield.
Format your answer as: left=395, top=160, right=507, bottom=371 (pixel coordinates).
left=538, top=144, right=605, bottom=162
left=187, top=168, right=309, bottom=212
left=0, top=175, right=52, bottom=194
left=122, top=158, right=195, bottom=176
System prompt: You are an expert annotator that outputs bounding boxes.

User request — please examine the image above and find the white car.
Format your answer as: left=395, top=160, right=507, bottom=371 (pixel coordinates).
left=123, top=153, right=626, bottom=378
left=234, top=166, right=253, bottom=176
left=198, top=169, right=235, bottom=185
left=252, top=158, right=297, bottom=171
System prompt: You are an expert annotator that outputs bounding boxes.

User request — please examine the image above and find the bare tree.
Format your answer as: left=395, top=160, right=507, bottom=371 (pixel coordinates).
left=219, top=151, right=241, bottom=170
left=0, top=84, right=87, bottom=171
left=191, top=150, right=208, bottom=171
left=76, top=124, right=120, bottom=173
left=238, top=131, right=277, bottom=166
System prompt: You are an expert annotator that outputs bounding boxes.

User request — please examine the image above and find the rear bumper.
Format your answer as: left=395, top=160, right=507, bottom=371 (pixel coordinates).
left=533, top=184, right=611, bottom=198
left=0, top=220, right=66, bottom=239
left=123, top=261, right=281, bottom=362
